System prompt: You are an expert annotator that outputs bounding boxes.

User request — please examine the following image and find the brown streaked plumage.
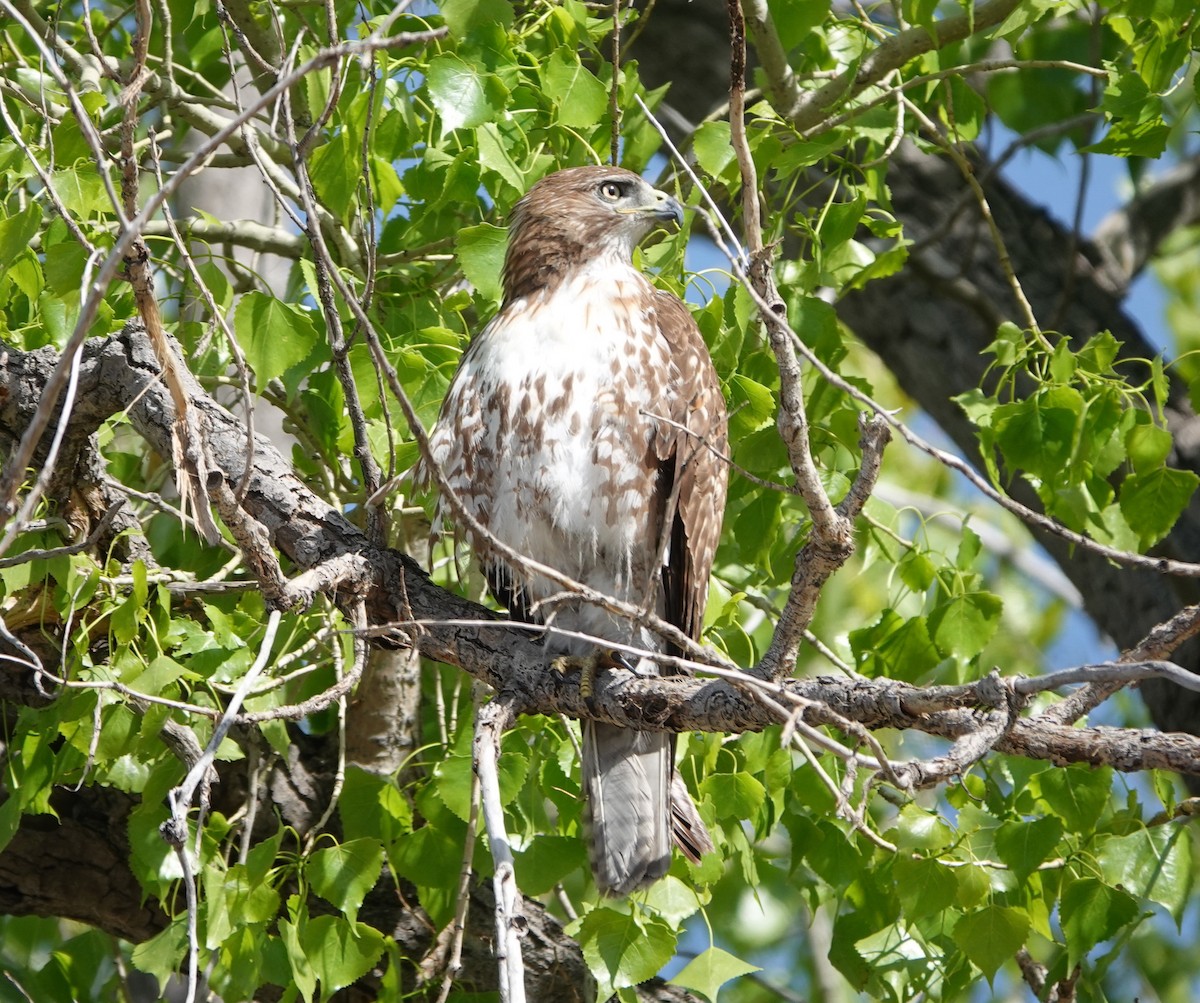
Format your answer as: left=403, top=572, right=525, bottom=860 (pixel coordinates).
left=426, top=165, right=728, bottom=895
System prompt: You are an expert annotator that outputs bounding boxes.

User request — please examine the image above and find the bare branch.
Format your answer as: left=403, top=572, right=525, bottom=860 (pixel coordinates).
left=787, top=0, right=1023, bottom=133
left=475, top=698, right=527, bottom=1003
left=1093, top=155, right=1200, bottom=287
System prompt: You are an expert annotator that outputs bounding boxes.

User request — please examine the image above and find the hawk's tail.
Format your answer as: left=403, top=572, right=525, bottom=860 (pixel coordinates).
left=582, top=722, right=712, bottom=895
left=583, top=721, right=672, bottom=896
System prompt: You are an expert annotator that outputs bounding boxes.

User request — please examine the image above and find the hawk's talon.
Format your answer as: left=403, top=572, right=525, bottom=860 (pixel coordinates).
left=551, top=649, right=633, bottom=711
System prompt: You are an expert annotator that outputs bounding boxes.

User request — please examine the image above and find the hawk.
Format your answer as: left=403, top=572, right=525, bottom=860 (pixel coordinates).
left=427, top=166, right=728, bottom=895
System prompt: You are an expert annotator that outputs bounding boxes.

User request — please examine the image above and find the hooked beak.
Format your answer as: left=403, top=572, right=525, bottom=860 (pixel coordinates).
left=618, top=188, right=685, bottom=228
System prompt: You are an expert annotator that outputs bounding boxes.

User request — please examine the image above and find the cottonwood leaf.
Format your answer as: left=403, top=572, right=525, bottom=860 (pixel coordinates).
left=307, top=839, right=383, bottom=925
left=1060, top=878, right=1139, bottom=969
left=233, top=292, right=321, bottom=391
left=994, top=816, right=1063, bottom=883
left=575, top=907, right=676, bottom=993
left=427, top=54, right=507, bottom=132
left=953, top=905, right=1029, bottom=980
left=544, top=48, right=607, bottom=128
left=1099, top=825, right=1192, bottom=922
left=668, top=946, right=760, bottom=1001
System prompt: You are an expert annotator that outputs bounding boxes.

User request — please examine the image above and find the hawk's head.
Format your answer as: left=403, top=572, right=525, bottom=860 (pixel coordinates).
left=501, top=166, right=683, bottom=302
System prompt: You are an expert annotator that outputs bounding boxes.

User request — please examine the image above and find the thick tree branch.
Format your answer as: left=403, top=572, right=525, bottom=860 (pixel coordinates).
left=1092, top=154, right=1200, bottom=288
left=3, top=324, right=1200, bottom=778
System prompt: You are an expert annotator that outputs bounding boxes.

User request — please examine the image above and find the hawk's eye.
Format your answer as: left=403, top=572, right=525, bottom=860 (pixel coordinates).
left=598, top=180, right=624, bottom=202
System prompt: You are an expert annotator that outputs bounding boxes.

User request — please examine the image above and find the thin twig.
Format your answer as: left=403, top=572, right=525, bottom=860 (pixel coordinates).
left=162, top=609, right=282, bottom=1003
left=474, top=698, right=526, bottom=1003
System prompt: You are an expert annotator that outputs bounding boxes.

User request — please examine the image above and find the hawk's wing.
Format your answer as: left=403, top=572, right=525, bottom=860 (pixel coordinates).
left=651, top=290, right=728, bottom=651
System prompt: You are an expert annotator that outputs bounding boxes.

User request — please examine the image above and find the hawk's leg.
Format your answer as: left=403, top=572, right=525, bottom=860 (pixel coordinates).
left=551, top=649, right=637, bottom=707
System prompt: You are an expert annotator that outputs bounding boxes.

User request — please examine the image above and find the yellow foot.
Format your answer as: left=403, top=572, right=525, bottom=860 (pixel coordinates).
left=551, top=649, right=635, bottom=699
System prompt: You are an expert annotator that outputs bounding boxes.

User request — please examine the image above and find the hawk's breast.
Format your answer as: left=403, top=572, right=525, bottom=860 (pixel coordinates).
left=431, top=260, right=673, bottom=612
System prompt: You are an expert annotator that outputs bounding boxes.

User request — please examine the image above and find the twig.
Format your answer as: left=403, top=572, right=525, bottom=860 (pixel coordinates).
left=0, top=500, right=125, bottom=568
left=1042, top=603, right=1200, bottom=724
left=0, top=291, right=91, bottom=560
left=430, top=683, right=485, bottom=1003
left=0, top=13, right=447, bottom=540
left=146, top=130, right=258, bottom=503
left=161, top=608, right=282, bottom=1003
left=609, top=0, right=621, bottom=165
left=281, top=69, right=388, bottom=545
left=787, top=0, right=1023, bottom=133
left=900, top=93, right=1043, bottom=339
left=302, top=608, right=361, bottom=847
left=474, top=698, right=526, bottom=1003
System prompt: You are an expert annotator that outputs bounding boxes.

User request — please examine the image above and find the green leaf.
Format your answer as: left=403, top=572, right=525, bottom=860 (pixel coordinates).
left=893, top=856, right=957, bottom=920
left=280, top=914, right=317, bottom=1002
left=514, top=834, right=588, bottom=896
left=1060, top=878, right=1139, bottom=969
left=643, top=875, right=703, bottom=927
left=339, top=766, right=412, bottom=843
left=0, top=797, right=22, bottom=856
left=1119, top=466, right=1200, bottom=548
left=456, top=223, right=508, bottom=303
left=898, top=550, right=936, bottom=592
left=130, top=917, right=189, bottom=986
left=1098, top=825, right=1192, bottom=921
left=0, top=205, right=44, bottom=271
left=765, top=0, right=829, bottom=50
left=204, top=857, right=282, bottom=949
left=993, top=387, right=1083, bottom=481
left=699, top=772, right=765, bottom=820
left=993, top=816, right=1063, bottom=883
left=389, top=824, right=462, bottom=894
left=818, top=193, right=866, bottom=254
left=129, top=654, right=188, bottom=695
left=1085, top=117, right=1171, bottom=158
left=307, top=839, right=383, bottom=925
left=50, top=167, right=109, bottom=217
left=992, top=0, right=1060, bottom=38
left=849, top=609, right=941, bottom=682
left=668, top=946, right=761, bottom=1001
left=427, top=54, right=508, bottom=132
left=729, top=375, right=776, bottom=428
left=801, top=818, right=864, bottom=890
left=1125, top=422, right=1173, bottom=473
left=440, top=0, right=514, bottom=36
left=1077, top=331, right=1120, bottom=374
left=434, top=747, right=528, bottom=822
left=233, top=292, right=322, bottom=390
left=302, top=916, right=386, bottom=1001
left=952, top=905, right=1030, bottom=979
left=1035, top=764, right=1111, bottom=832
left=544, top=48, right=608, bottom=128
left=309, top=133, right=361, bottom=226
left=693, top=121, right=735, bottom=178
left=927, top=591, right=1002, bottom=659
left=893, top=803, right=953, bottom=852
left=575, top=907, right=676, bottom=992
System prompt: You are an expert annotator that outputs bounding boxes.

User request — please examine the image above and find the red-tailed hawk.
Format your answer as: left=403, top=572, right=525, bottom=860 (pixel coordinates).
left=427, top=166, right=728, bottom=895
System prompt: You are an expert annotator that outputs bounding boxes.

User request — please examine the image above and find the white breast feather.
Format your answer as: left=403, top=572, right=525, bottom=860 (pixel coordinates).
left=431, top=256, right=671, bottom=649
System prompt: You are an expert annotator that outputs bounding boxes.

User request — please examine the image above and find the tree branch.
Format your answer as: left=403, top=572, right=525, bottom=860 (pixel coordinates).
left=4, top=324, right=1200, bottom=780
left=1092, top=154, right=1200, bottom=288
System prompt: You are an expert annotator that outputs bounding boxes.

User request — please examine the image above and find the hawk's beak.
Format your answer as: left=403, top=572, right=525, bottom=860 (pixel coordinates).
left=651, top=190, right=684, bottom=228
left=619, top=189, right=685, bottom=229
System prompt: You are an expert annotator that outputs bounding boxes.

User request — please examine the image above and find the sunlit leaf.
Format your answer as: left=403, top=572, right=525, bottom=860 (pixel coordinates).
left=668, top=946, right=761, bottom=1001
